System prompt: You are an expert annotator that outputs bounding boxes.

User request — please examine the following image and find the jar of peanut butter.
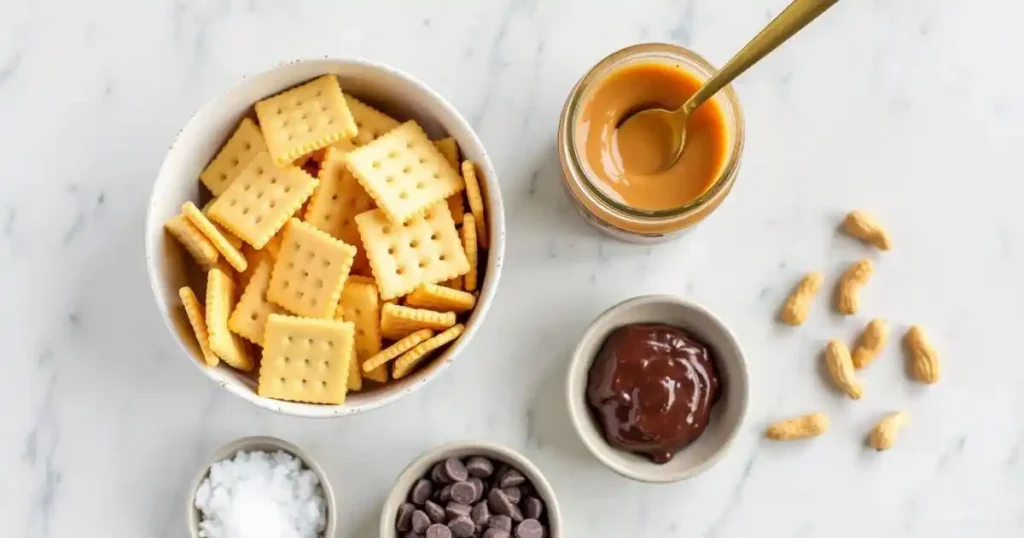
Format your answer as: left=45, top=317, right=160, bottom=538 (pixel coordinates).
left=558, top=43, right=745, bottom=243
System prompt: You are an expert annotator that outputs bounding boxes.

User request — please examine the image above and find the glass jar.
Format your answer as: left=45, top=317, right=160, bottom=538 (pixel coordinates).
left=558, top=43, right=745, bottom=243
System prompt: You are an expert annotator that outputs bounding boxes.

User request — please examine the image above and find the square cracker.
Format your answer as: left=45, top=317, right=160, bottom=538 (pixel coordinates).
left=331, top=94, right=402, bottom=153
left=208, top=152, right=318, bottom=249
left=344, top=121, right=465, bottom=223
left=462, top=213, right=479, bottom=292
left=362, top=329, right=434, bottom=373
left=183, top=201, right=248, bottom=272
left=255, top=75, right=357, bottom=165
left=179, top=286, right=218, bottom=367
left=200, top=118, right=268, bottom=196
left=258, top=314, right=354, bottom=405
left=336, top=280, right=387, bottom=383
left=268, top=218, right=356, bottom=319
left=462, top=160, right=488, bottom=248
left=228, top=259, right=284, bottom=345
left=393, top=324, right=465, bottom=380
left=202, top=199, right=244, bottom=250
left=206, top=268, right=254, bottom=371
left=304, top=147, right=375, bottom=272
left=380, top=303, right=456, bottom=340
left=355, top=201, right=470, bottom=300
left=165, top=214, right=220, bottom=268
left=434, top=137, right=459, bottom=169
left=406, top=283, right=476, bottom=313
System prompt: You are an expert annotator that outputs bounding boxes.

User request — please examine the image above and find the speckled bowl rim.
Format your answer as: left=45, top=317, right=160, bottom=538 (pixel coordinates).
left=566, top=295, right=750, bottom=483
left=187, top=436, right=337, bottom=538
left=379, top=441, right=563, bottom=538
left=145, top=58, right=505, bottom=418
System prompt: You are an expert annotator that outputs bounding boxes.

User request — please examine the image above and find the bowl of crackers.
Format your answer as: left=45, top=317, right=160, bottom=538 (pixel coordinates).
left=146, top=59, right=504, bottom=417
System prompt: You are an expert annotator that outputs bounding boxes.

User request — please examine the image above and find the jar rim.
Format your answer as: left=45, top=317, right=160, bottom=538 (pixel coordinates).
left=560, top=43, right=746, bottom=220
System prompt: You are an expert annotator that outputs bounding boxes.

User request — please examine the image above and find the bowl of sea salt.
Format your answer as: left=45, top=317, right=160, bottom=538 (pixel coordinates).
left=188, top=436, right=337, bottom=538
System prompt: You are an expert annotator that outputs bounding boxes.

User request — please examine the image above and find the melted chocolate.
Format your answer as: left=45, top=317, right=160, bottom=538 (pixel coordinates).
left=586, top=323, right=721, bottom=463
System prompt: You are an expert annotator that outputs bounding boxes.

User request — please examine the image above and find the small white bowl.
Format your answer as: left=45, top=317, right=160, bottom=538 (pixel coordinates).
left=145, top=59, right=505, bottom=418
left=380, top=442, right=563, bottom=538
left=566, top=295, right=750, bottom=483
left=188, top=436, right=337, bottom=538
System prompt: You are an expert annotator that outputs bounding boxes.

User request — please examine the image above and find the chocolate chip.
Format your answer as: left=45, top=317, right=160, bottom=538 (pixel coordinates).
left=447, top=516, right=475, bottom=538
left=488, top=488, right=516, bottom=517
left=431, top=463, right=448, bottom=484
left=445, top=502, right=472, bottom=519
left=498, top=469, right=526, bottom=488
left=515, top=519, right=543, bottom=538
left=508, top=504, right=524, bottom=523
left=483, top=529, right=510, bottom=538
left=501, top=487, right=521, bottom=504
left=397, top=503, right=416, bottom=532
left=450, top=481, right=476, bottom=504
left=522, top=497, right=543, bottom=520
left=411, top=479, right=434, bottom=505
left=443, top=457, right=469, bottom=482
left=467, top=477, right=485, bottom=502
left=471, top=501, right=490, bottom=526
left=439, top=485, right=453, bottom=502
left=426, top=523, right=452, bottom=538
left=425, top=500, right=445, bottom=523
left=489, top=514, right=512, bottom=532
left=411, top=510, right=431, bottom=533
left=466, top=456, right=494, bottom=478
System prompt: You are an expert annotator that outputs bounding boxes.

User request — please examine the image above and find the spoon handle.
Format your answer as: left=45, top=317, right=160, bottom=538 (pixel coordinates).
left=681, top=0, right=840, bottom=116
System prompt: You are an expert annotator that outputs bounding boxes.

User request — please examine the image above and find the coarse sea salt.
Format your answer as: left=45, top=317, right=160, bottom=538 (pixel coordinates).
left=194, top=449, right=326, bottom=538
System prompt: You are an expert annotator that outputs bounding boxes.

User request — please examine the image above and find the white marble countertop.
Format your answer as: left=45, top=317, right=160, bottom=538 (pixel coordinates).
left=3, top=0, right=1022, bottom=536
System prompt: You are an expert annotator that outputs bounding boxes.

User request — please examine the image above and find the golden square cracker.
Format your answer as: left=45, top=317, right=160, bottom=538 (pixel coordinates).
left=206, top=268, right=254, bottom=371
left=434, top=137, right=459, bottom=169
left=362, top=329, right=434, bottom=373
left=304, top=146, right=375, bottom=272
left=179, top=286, right=218, bottom=367
left=336, top=281, right=387, bottom=383
left=258, top=314, right=354, bottom=405
left=228, top=259, right=284, bottom=345
left=268, top=219, right=356, bottom=319
left=344, top=121, right=466, bottom=223
left=462, top=160, right=487, bottom=248
left=200, top=118, right=267, bottom=196
left=165, top=214, right=220, bottom=268
left=442, top=277, right=462, bottom=290
left=447, top=194, right=466, bottom=225
left=331, top=94, right=402, bottom=152
left=406, top=283, right=476, bottom=313
left=183, top=201, right=248, bottom=272
left=208, top=152, right=319, bottom=249
left=255, top=75, right=358, bottom=165
left=202, top=199, right=245, bottom=250
left=462, top=213, right=479, bottom=292
left=380, top=303, right=457, bottom=340
left=355, top=202, right=470, bottom=300
left=393, top=324, right=465, bottom=379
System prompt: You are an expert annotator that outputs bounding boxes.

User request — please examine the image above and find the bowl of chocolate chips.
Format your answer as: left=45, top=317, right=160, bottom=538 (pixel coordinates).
left=382, top=442, right=561, bottom=538
left=566, top=295, right=750, bottom=483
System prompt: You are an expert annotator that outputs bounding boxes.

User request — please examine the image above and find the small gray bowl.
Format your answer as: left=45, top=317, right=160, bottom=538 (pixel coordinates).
left=380, top=442, right=562, bottom=538
left=188, top=436, right=337, bottom=537
left=566, top=295, right=750, bottom=483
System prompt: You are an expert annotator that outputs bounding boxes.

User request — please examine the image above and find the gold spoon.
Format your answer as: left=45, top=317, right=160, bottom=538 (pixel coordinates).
left=616, top=0, right=840, bottom=175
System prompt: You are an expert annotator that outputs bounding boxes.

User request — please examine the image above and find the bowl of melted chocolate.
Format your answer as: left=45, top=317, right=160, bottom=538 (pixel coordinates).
left=566, top=295, right=749, bottom=483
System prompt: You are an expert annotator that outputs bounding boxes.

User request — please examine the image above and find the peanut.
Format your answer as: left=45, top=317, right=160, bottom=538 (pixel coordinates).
left=835, top=258, right=873, bottom=315
left=852, top=318, right=889, bottom=369
left=843, top=210, right=892, bottom=251
left=868, top=411, right=909, bottom=451
left=824, top=339, right=863, bottom=399
left=904, top=325, right=940, bottom=384
left=779, top=271, right=824, bottom=325
left=765, top=412, right=830, bottom=440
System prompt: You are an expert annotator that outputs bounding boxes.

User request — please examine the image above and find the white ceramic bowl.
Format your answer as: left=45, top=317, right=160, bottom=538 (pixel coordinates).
left=380, top=442, right=563, bottom=538
left=188, top=436, right=337, bottom=538
left=145, top=59, right=505, bottom=418
left=566, top=295, right=750, bottom=483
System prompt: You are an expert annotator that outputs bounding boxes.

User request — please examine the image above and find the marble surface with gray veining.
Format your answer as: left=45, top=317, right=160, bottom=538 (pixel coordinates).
left=2, top=0, right=1022, bottom=536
